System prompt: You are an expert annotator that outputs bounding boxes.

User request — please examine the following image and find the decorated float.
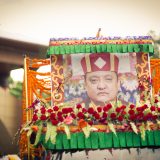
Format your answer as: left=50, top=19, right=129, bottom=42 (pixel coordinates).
left=19, top=34, right=160, bottom=159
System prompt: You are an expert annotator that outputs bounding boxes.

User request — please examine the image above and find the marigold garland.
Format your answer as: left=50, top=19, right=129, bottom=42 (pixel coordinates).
left=49, top=38, right=153, bottom=46
left=150, top=59, right=160, bottom=94
left=19, top=58, right=51, bottom=159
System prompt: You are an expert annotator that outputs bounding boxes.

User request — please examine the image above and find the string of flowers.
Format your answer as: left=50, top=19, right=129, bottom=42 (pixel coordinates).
left=49, top=36, right=153, bottom=46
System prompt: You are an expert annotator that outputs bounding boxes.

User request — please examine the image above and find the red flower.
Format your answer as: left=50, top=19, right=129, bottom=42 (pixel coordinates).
left=136, top=112, right=144, bottom=120
left=53, top=106, right=59, bottom=111
left=121, top=111, right=127, bottom=115
left=143, top=104, right=148, bottom=109
left=152, top=115, right=158, bottom=120
left=146, top=113, right=153, bottom=120
left=50, top=113, right=56, bottom=120
left=150, top=106, right=156, bottom=111
left=82, top=108, right=87, bottom=113
left=139, top=84, right=145, bottom=90
left=40, top=106, right=45, bottom=110
left=40, top=115, right=47, bottom=121
left=88, top=107, right=94, bottom=114
left=34, top=109, right=38, bottom=113
left=58, top=116, right=64, bottom=122
left=28, top=104, right=34, bottom=109
left=157, top=107, right=160, bottom=112
left=121, top=105, right=126, bottom=110
left=88, top=121, right=93, bottom=126
left=71, top=113, right=76, bottom=119
left=116, top=107, right=121, bottom=113
left=99, top=118, right=106, bottom=124
left=110, top=113, right=116, bottom=119
left=128, top=110, right=135, bottom=115
left=136, top=107, right=143, bottom=112
left=57, top=111, right=62, bottom=117
left=143, top=115, right=148, bottom=121
left=94, top=113, right=100, bottom=119
left=118, top=116, right=123, bottom=121
left=51, top=119, right=58, bottom=125
left=103, top=106, right=108, bottom=112
left=155, top=99, right=159, bottom=103
left=102, top=112, right=108, bottom=118
left=32, top=114, right=38, bottom=121
left=47, top=109, right=53, bottom=113
left=97, top=107, right=102, bottom=113
left=62, top=108, right=68, bottom=114
left=130, top=104, right=135, bottom=109
left=67, top=107, right=73, bottom=112
left=34, top=99, right=40, bottom=104
left=93, top=111, right=97, bottom=116
left=129, top=115, right=136, bottom=121
left=41, top=107, right=46, bottom=114
left=107, top=103, right=112, bottom=109
left=77, top=112, right=84, bottom=119
left=103, top=103, right=112, bottom=112
left=76, top=104, right=82, bottom=109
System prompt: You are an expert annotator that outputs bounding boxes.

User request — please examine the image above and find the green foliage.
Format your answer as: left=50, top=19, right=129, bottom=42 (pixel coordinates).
left=130, top=122, right=138, bottom=134
left=64, top=125, right=71, bottom=139
left=82, top=125, right=91, bottom=138
left=34, top=123, right=42, bottom=146
left=139, top=122, right=146, bottom=140
left=50, top=125, right=57, bottom=144
left=148, top=30, right=160, bottom=58
left=108, top=123, right=116, bottom=136
left=27, top=128, right=33, bottom=138
left=45, top=122, right=52, bottom=143
left=8, top=76, right=23, bottom=99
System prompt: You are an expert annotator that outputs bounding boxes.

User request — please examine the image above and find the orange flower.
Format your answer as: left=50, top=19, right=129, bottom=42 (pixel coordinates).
left=78, top=119, right=88, bottom=129
left=31, top=125, right=39, bottom=132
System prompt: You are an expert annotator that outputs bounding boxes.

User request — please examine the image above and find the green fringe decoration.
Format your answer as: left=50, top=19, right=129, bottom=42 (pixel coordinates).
left=77, top=132, right=85, bottom=149
left=38, top=130, right=160, bottom=150
left=133, top=133, right=141, bottom=147
left=85, top=136, right=92, bottom=148
left=62, top=134, right=70, bottom=149
left=98, top=132, right=106, bottom=149
left=34, top=123, right=42, bottom=146
left=45, top=122, right=52, bottom=143
left=146, top=130, right=155, bottom=146
left=48, top=139, right=55, bottom=149
left=70, top=133, right=78, bottom=149
left=125, top=132, right=133, bottom=147
left=104, top=132, right=113, bottom=148
left=117, top=132, right=126, bottom=148
left=90, top=132, right=99, bottom=149
left=112, top=133, right=120, bottom=148
left=154, top=130, right=160, bottom=146
left=47, top=44, right=154, bottom=57
left=56, top=133, right=63, bottom=149
left=141, top=132, right=148, bottom=146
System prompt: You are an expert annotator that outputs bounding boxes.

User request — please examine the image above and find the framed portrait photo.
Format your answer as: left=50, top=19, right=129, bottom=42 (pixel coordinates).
left=51, top=52, right=151, bottom=108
